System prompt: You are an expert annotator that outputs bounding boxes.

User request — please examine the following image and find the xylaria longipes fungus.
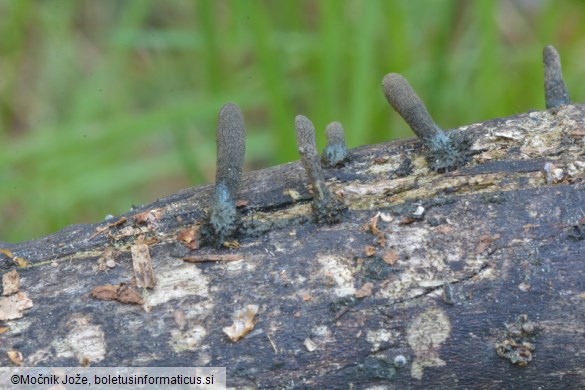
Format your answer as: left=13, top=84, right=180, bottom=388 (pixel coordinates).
left=543, top=45, right=571, bottom=109
left=200, top=103, right=246, bottom=247
left=295, top=115, right=346, bottom=224
left=321, top=121, right=349, bottom=168
left=382, top=73, right=473, bottom=173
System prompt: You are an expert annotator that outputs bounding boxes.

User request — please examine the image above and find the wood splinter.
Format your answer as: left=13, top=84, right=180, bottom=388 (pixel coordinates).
left=543, top=45, right=571, bottom=109
left=199, top=103, right=246, bottom=247
left=295, top=115, right=346, bottom=224
left=382, top=73, right=474, bottom=173
left=183, top=254, right=244, bottom=263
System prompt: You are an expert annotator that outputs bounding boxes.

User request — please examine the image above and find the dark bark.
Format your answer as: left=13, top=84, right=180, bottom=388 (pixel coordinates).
left=1, top=104, right=585, bottom=389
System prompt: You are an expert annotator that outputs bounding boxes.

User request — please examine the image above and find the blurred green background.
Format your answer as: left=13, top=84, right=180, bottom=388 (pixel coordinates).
left=1, top=0, right=584, bottom=243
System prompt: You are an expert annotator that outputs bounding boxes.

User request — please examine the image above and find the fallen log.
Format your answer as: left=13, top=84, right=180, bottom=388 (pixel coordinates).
left=1, top=49, right=585, bottom=389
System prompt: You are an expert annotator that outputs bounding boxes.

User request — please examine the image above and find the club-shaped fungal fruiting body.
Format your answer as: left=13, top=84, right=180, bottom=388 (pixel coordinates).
left=382, top=73, right=474, bottom=173
left=543, top=45, right=571, bottom=109
left=295, top=115, right=346, bottom=224
left=199, top=103, right=246, bottom=247
left=321, top=121, right=349, bottom=168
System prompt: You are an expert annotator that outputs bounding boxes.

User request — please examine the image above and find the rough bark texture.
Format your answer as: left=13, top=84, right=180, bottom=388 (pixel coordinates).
left=1, top=104, right=585, bottom=389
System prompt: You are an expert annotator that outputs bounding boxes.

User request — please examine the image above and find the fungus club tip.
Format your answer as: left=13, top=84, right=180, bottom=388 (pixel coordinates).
left=543, top=45, right=571, bottom=109
left=382, top=73, right=441, bottom=144
left=294, top=114, right=321, bottom=178
left=322, top=121, right=349, bottom=168
left=326, top=121, right=345, bottom=144
left=216, top=102, right=246, bottom=197
left=382, top=72, right=474, bottom=172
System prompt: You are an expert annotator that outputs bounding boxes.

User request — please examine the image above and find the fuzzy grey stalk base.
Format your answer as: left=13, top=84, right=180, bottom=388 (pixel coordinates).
left=295, top=115, right=346, bottom=224
left=200, top=103, right=246, bottom=247
left=382, top=73, right=473, bottom=173
left=543, top=45, right=571, bottom=109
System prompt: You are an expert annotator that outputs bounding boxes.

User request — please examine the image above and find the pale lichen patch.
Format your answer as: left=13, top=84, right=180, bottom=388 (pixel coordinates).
left=27, top=349, right=52, bottom=366
left=379, top=272, right=437, bottom=301
left=475, top=265, right=496, bottom=280
left=170, top=325, right=207, bottom=352
left=392, top=225, right=429, bottom=256
left=146, top=264, right=210, bottom=307
left=317, top=255, right=356, bottom=297
left=377, top=227, right=450, bottom=300
left=222, top=258, right=253, bottom=272
left=364, top=153, right=425, bottom=176
left=366, top=328, right=398, bottom=352
left=240, top=203, right=311, bottom=228
left=363, top=158, right=395, bottom=175
left=407, top=307, right=451, bottom=380
left=57, top=315, right=107, bottom=365
left=305, top=325, right=335, bottom=352
left=177, top=300, right=215, bottom=319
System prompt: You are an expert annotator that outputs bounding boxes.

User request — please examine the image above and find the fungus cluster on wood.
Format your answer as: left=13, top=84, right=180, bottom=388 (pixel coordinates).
left=198, top=45, right=572, bottom=247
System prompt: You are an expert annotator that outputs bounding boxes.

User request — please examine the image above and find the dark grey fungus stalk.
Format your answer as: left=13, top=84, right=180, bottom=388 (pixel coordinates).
left=321, top=121, right=349, bottom=168
left=295, top=115, right=346, bottom=224
left=200, top=103, right=246, bottom=247
left=382, top=73, right=473, bottom=173
left=543, top=45, right=571, bottom=109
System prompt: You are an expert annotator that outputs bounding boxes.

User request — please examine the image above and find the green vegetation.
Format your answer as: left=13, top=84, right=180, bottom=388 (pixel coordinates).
left=1, top=0, right=584, bottom=242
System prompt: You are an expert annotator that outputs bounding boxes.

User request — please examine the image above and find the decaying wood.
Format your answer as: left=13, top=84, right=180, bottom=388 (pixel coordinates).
left=1, top=104, right=585, bottom=389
